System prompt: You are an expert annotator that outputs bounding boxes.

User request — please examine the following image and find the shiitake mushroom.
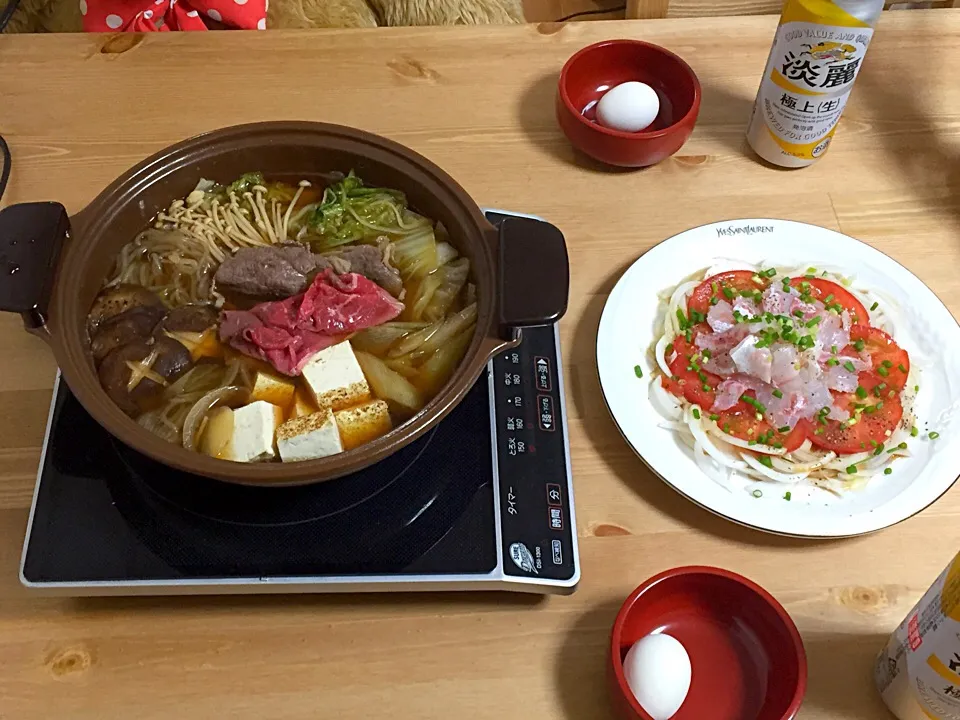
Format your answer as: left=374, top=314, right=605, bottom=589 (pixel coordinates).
left=88, top=284, right=165, bottom=334
left=98, top=337, right=192, bottom=416
left=90, top=306, right=166, bottom=363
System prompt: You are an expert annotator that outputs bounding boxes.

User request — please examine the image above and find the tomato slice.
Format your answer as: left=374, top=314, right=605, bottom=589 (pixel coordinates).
left=716, top=399, right=808, bottom=453
left=688, top=271, right=769, bottom=316
left=847, top=325, right=910, bottom=391
left=789, top=277, right=868, bottom=324
left=808, top=373, right=904, bottom=454
left=664, top=331, right=720, bottom=408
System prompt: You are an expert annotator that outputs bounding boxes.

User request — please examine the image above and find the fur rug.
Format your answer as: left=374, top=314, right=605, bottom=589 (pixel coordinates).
left=4, top=0, right=523, bottom=32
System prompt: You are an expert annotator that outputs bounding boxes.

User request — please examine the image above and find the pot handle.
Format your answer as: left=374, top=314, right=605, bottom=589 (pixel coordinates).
left=0, top=202, right=70, bottom=335
left=498, top=216, right=569, bottom=333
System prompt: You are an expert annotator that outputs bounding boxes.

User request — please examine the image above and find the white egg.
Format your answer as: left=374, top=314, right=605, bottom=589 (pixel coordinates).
left=595, top=81, right=661, bottom=133
left=622, top=633, right=692, bottom=720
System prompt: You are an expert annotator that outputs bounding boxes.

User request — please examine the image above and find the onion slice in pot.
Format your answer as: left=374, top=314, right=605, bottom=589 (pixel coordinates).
left=182, top=385, right=250, bottom=451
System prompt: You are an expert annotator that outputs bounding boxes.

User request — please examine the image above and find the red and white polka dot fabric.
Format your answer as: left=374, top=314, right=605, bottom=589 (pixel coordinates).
left=81, top=0, right=267, bottom=31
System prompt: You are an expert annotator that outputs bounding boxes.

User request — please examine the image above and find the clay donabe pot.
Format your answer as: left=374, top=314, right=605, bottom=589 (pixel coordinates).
left=0, top=122, right=569, bottom=486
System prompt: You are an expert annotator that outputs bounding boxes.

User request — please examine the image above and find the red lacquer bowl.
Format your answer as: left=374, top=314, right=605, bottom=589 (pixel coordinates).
left=557, top=39, right=701, bottom=168
left=610, top=567, right=807, bottom=720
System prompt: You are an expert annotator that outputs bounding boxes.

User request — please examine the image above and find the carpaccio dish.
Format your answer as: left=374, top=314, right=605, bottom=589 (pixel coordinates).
left=649, top=263, right=921, bottom=495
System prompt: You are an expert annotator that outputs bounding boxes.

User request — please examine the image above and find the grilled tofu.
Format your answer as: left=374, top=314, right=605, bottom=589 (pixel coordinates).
left=334, top=399, right=393, bottom=451
left=276, top=409, right=343, bottom=462
left=301, top=341, right=371, bottom=411
left=250, top=369, right=296, bottom=410
left=223, top=400, right=284, bottom=463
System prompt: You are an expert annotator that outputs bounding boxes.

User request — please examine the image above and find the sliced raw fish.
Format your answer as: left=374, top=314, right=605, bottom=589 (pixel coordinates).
left=707, top=301, right=735, bottom=333
left=695, top=325, right=749, bottom=353
left=702, top=350, right=736, bottom=376
left=730, top=335, right=773, bottom=384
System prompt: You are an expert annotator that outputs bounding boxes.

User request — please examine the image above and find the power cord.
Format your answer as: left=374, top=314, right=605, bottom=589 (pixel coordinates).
left=0, top=0, right=20, bottom=32
left=0, top=133, right=9, bottom=204
left=556, top=4, right=626, bottom=21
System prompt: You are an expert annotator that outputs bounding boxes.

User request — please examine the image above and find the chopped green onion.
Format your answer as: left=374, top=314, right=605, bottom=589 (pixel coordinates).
left=843, top=361, right=856, bottom=373
left=763, top=268, right=777, bottom=278
left=752, top=488, right=764, bottom=497
left=911, top=426, right=918, bottom=437
left=806, top=266, right=816, bottom=274
left=929, top=432, right=940, bottom=440
left=709, top=414, right=719, bottom=421
left=824, top=294, right=835, bottom=303
left=870, top=301, right=879, bottom=311
left=873, top=443, right=885, bottom=456
left=685, top=329, right=692, bottom=342
left=778, top=425, right=790, bottom=433
left=665, top=343, right=674, bottom=355
left=723, top=423, right=731, bottom=433
left=692, top=408, right=701, bottom=420
left=772, top=389, right=783, bottom=399
left=710, top=296, right=719, bottom=306
left=723, top=286, right=736, bottom=299
left=772, top=442, right=783, bottom=449
left=853, top=339, right=865, bottom=352
left=884, top=468, right=892, bottom=475
left=676, top=308, right=688, bottom=329
left=881, top=360, right=893, bottom=368
left=864, top=405, right=877, bottom=414
left=831, top=345, right=838, bottom=354
left=846, top=464, right=858, bottom=474
left=793, top=309, right=804, bottom=318
left=784, top=491, right=792, bottom=501
left=748, top=439, right=757, bottom=446
left=712, top=281, right=719, bottom=295
left=898, top=363, right=907, bottom=373
left=702, top=383, right=711, bottom=392
left=914, top=385, right=919, bottom=392
left=805, top=316, right=822, bottom=328
left=741, top=395, right=767, bottom=415
left=634, top=365, right=643, bottom=378
left=827, top=358, right=839, bottom=367
left=877, top=365, right=889, bottom=377
left=757, top=456, right=773, bottom=468
left=855, top=386, right=867, bottom=399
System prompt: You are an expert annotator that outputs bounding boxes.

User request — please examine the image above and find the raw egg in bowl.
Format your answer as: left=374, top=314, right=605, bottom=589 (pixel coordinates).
left=557, top=39, right=701, bottom=168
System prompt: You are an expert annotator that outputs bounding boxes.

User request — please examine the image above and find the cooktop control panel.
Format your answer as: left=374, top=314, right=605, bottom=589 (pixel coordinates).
left=485, top=211, right=577, bottom=583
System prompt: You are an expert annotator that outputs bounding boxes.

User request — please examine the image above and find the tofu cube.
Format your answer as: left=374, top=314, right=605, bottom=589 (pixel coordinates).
left=301, top=342, right=370, bottom=411
left=276, top=409, right=343, bottom=462
left=335, top=399, right=393, bottom=451
left=250, top=369, right=296, bottom=410
left=224, top=401, right=284, bottom=463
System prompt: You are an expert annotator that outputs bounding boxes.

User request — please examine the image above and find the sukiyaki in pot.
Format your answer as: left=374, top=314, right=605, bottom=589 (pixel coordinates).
left=0, top=122, right=569, bottom=486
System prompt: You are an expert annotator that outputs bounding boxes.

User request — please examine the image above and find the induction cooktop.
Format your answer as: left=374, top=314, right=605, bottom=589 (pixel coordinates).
left=19, top=210, right=580, bottom=596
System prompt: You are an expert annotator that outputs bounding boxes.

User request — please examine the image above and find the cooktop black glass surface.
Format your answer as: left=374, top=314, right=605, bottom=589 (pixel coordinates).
left=20, top=215, right=579, bottom=596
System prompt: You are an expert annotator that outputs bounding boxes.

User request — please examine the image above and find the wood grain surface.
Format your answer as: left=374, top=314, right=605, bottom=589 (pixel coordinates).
left=1, top=11, right=959, bottom=719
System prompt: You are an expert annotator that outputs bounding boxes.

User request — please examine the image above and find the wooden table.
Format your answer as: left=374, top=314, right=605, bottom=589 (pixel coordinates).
left=1, top=11, right=959, bottom=719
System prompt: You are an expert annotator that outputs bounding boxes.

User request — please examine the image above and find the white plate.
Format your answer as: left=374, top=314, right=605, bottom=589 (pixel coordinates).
left=597, top=219, right=960, bottom=537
